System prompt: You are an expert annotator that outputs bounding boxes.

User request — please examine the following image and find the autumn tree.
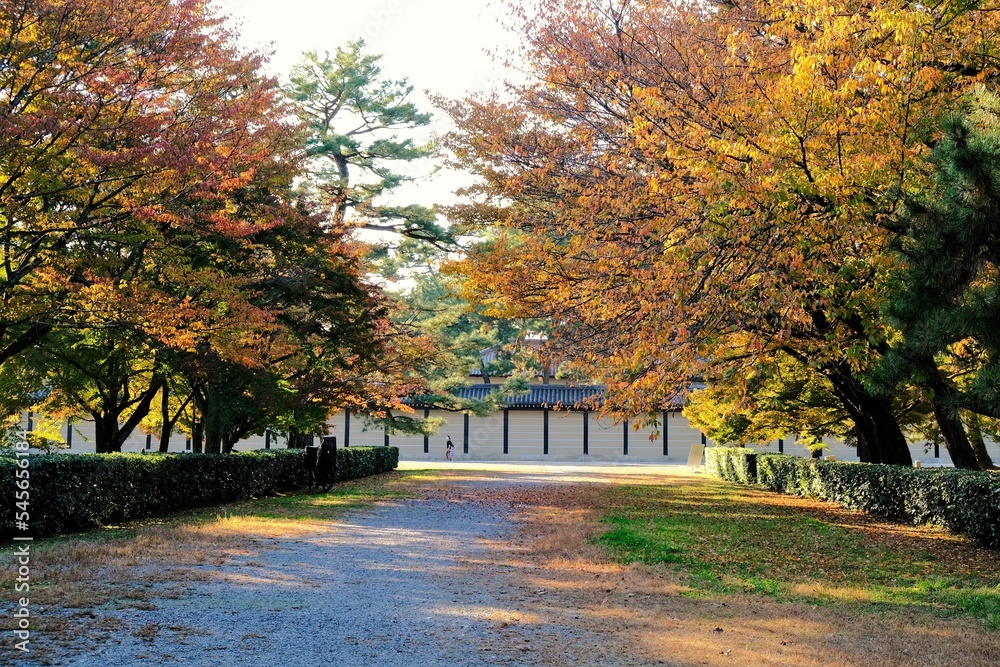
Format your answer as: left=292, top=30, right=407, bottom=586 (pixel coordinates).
left=185, top=211, right=408, bottom=454
left=445, top=0, right=1000, bottom=465
left=0, top=1, right=413, bottom=453
left=686, top=348, right=935, bottom=456
left=4, top=156, right=310, bottom=453
left=0, top=0, right=303, bottom=369
left=684, top=351, right=854, bottom=453
left=22, top=330, right=164, bottom=453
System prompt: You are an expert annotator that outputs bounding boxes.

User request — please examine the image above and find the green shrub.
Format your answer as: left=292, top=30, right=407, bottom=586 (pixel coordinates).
left=335, top=445, right=399, bottom=482
left=705, top=446, right=758, bottom=484
left=750, top=454, right=1000, bottom=549
left=0, top=446, right=399, bottom=538
left=755, top=454, right=799, bottom=494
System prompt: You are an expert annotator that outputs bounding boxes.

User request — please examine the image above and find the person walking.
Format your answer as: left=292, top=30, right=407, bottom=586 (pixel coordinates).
left=446, top=436, right=455, bottom=461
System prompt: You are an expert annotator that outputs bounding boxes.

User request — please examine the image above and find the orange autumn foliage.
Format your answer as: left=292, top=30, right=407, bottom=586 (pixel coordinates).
left=444, top=0, right=1000, bottom=462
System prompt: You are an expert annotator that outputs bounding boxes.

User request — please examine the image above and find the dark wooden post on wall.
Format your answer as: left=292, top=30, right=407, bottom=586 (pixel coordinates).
left=423, top=407, right=430, bottom=453
left=583, top=411, right=589, bottom=455
left=463, top=413, right=469, bottom=454
left=503, top=409, right=510, bottom=455
left=66, top=419, right=73, bottom=448
left=778, top=438, right=784, bottom=454
left=662, top=411, right=669, bottom=457
left=623, top=418, right=629, bottom=455
left=265, top=428, right=271, bottom=449
left=543, top=409, right=549, bottom=456
left=344, top=409, right=351, bottom=447
left=384, top=425, right=389, bottom=447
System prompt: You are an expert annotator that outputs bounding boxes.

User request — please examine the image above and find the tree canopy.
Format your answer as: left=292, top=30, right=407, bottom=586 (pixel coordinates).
left=285, top=41, right=451, bottom=249
left=444, top=0, right=1000, bottom=466
left=0, top=0, right=413, bottom=452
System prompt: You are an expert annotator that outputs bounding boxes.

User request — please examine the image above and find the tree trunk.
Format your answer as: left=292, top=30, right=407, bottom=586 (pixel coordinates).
left=92, top=380, right=162, bottom=454
left=332, top=153, right=350, bottom=227
left=931, top=399, right=980, bottom=469
left=926, top=374, right=982, bottom=469
left=160, top=388, right=195, bottom=454
left=222, top=417, right=258, bottom=454
left=204, top=424, right=223, bottom=454
left=93, top=415, right=121, bottom=454
left=852, top=424, right=872, bottom=463
left=824, top=364, right=913, bottom=466
left=199, top=384, right=230, bottom=454
left=965, top=416, right=998, bottom=470
left=192, top=420, right=204, bottom=453
left=202, top=397, right=223, bottom=452
left=158, top=386, right=171, bottom=453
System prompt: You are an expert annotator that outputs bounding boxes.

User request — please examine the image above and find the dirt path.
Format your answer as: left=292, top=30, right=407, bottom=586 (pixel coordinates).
left=6, top=462, right=999, bottom=667
left=8, top=465, right=654, bottom=667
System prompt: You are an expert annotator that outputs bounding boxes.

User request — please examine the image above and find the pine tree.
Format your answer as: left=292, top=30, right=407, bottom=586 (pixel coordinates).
left=880, top=95, right=1000, bottom=469
left=286, top=41, right=450, bottom=247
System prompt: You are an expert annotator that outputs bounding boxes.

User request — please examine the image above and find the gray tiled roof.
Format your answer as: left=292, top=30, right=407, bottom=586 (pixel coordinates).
left=407, top=383, right=690, bottom=410
left=406, top=384, right=605, bottom=409
left=453, top=384, right=605, bottom=408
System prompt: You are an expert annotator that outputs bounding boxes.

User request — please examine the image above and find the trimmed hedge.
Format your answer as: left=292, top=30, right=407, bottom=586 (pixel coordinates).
left=1, top=446, right=399, bottom=538
left=705, top=446, right=758, bottom=485
left=706, top=446, right=1000, bottom=549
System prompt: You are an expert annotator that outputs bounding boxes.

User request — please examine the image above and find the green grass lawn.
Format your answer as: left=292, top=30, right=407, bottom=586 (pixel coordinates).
left=596, top=477, right=1000, bottom=630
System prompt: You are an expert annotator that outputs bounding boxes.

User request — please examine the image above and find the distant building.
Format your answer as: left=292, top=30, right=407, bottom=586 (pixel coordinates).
left=16, top=383, right=998, bottom=465
left=329, top=383, right=710, bottom=462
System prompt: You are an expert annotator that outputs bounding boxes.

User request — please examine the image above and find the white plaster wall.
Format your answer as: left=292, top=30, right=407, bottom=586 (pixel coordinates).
left=626, top=419, right=663, bottom=461
left=341, top=410, right=387, bottom=449
left=664, top=412, right=712, bottom=463
left=587, top=415, right=625, bottom=460
left=429, top=409, right=464, bottom=459
left=506, top=411, right=545, bottom=460
left=466, top=412, right=504, bottom=460
left=17, top=407, right=1000, bottom=468
left=17, top=413, right=287, bottom=454
left=549, top=410, right=586, bottom=459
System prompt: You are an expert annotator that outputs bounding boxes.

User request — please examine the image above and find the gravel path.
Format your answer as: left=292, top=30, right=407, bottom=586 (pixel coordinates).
left=19, top=474, right=631, bottom=667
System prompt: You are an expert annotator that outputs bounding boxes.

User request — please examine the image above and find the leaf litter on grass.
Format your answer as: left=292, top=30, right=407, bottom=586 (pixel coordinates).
left=594, top=476, right=1000, bottom=628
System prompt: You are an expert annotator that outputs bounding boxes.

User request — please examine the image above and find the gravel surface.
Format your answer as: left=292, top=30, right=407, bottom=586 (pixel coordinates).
left=15, top=474, right=632, bottom=667
left=12, top=462, right=998, bottom=667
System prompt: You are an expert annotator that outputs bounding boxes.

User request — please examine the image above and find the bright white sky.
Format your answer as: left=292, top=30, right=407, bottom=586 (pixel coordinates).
left=215, top=0, right=525, bottom=208
left=218, top=0, right=518, bottom=98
